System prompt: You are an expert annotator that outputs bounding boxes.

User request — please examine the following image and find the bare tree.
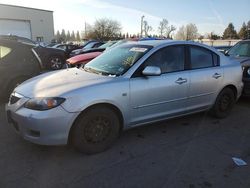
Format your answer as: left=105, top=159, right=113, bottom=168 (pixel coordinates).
left=175, top=26, right=186, bottom=40
left=186, top=23, right=198, bottom=40
left=158, top=19, right=176, bottom=38
left=175, top=23, right=198, bottom=40
left=86, top=18, right=122, bottom=41
left=143, top=20, right=153, bottom=37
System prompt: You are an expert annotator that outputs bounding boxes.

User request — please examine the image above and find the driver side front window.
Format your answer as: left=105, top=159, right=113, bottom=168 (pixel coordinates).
left=144, top=46, right=185, bottom=74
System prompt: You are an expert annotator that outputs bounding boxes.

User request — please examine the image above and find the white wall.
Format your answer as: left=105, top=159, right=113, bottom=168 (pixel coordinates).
left=0, top=4, right=54, bottom=43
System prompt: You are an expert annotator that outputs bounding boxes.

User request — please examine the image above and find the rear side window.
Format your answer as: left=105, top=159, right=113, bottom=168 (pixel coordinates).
left=190, top=46, right=215, bottom=69
left=58, top=45, right=67, bottom=50
left=0, top=46, right=12, bottom=59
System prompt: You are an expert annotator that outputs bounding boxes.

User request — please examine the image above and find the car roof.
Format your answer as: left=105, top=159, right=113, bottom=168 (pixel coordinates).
left=131, top=40, right=214, bottom=49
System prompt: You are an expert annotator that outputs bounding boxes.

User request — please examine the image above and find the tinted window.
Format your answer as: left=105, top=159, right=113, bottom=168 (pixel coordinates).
left=190, top=47, right=213, bottom=69
left=58, top=45, right=67, bottom=50
left=68, top=45, right=76, bottom=50
left=144, top=46, right=185, bottom=73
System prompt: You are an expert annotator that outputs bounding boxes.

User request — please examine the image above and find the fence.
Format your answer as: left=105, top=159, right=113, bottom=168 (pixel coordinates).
left=195, top=39, right=241, bottom=46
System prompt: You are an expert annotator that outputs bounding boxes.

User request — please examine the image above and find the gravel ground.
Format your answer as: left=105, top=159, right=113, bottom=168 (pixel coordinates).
left=0, top=98, right=250, bottom=188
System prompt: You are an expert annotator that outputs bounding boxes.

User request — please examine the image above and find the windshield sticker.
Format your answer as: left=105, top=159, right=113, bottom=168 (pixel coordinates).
left=129, top=47, right=147, bottom=53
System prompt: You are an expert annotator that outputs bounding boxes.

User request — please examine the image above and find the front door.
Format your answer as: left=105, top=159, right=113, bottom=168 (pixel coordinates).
left=129, top=45, right=189, bottom=126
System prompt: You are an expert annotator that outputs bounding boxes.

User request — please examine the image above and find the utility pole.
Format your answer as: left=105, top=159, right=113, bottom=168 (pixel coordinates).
left=84, top=22, right=87, bottom=39
left=248, top=27, right=250, bottom=39
left=141, top=15, right=145, bottom=37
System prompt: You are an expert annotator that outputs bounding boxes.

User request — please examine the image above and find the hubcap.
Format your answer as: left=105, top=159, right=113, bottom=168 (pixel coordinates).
left=50, top=57, right=62, bottom=69
left=219, top=94, right=231, bottom=111
left=84, top=116, right=111, bottom=143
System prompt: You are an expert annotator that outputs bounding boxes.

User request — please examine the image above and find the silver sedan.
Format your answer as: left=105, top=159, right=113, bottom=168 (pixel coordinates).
left=6, top=40, right=243, bottom=154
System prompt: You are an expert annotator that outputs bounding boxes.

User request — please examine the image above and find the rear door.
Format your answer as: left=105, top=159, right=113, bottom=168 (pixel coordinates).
left=187, top=45, right=223, bottom=111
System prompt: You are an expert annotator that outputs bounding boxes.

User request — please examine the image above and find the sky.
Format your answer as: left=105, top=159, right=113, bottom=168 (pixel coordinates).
left=0, top=0, right=249, bottom=36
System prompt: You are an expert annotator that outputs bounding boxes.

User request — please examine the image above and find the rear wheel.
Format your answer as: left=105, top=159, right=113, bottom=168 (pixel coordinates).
left=71, top=107, right=120, bottom=154
left=48, top=56, right=64, bottom=70
left=211, top=88, right=236, bottom=118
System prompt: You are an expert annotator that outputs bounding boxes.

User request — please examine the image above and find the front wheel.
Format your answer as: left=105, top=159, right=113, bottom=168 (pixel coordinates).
left=71, top=107, right=120, bottom=154
left=211, top=88, right=236, bottom=118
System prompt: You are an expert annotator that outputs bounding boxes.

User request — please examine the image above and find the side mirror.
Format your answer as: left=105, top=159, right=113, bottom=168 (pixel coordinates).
left=142, top=66, right=161, bottom=76
left=224, top=50, right=229, bottom=56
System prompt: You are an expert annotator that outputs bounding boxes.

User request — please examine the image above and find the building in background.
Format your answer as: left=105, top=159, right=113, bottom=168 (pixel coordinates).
left=0, top=4, right=54, bottom=43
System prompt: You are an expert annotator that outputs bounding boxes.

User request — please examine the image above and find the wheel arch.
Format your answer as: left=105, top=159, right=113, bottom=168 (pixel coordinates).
left=68, top=102, right=124, bottom=144
left=220, top=84, right=238, bottom=100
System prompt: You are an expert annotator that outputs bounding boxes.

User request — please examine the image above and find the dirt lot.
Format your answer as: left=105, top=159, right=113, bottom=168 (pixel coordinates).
left=0, top=98, right=250, bottom=188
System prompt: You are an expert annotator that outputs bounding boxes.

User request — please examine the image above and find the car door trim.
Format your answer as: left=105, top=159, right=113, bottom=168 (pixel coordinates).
left=133, top=97, right=188, bottom=109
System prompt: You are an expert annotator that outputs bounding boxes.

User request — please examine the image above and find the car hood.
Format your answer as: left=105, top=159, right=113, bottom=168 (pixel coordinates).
left=67, top=52, right=102, bottom=65
left=71, top=49, right=82, bottom=54
left=229, top=56, right=250, bottom=66
left=14, top=68, right=113, bottom=98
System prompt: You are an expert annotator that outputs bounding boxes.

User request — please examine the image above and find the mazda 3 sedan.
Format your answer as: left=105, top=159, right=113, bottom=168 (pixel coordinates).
left=6, top=40, right=243, bottom=154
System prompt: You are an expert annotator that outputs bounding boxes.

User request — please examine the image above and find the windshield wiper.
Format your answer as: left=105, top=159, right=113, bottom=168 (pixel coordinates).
left=83, top=66, right=100, bottom=74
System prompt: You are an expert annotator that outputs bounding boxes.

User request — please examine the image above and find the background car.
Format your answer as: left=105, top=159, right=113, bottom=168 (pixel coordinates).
left=226, top=40, right=250, bottom=96
left=214, top=45, right=232, bottom=54
left=6, top=40, right=243, bottom=154
left=66, top=51, right=103, bottom=67
left=52, top=44, right=81, bottom=58
left=1, top=35, right=67, bottom=70
left=0, top=37, right=42, bottom=101
left=66, top=40, right=137, bottom=67
left=70, top=41, right=104, bottom=57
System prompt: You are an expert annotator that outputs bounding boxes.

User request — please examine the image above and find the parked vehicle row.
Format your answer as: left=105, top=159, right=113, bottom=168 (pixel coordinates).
left=70, top=41, right=104, bottom=57
left=0, top=36, right=123, bottom=100
left=66, top=39, right=148, bottom=67
left=6, top=40, right=243, bottom=154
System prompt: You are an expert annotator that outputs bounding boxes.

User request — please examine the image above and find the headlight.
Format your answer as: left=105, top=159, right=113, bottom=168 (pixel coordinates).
left=247, top=68, right=250, bottom=76
left=24, top=97, right=65, bottom=111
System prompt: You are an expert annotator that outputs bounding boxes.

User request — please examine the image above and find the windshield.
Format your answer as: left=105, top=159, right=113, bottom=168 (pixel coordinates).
left=228, top=42, right=250, bottom=57
left=83, top=42, right=96, bottom=49
left=83, top=44, right=152, bottom=76
left=98, top=41, right=117, bottom=49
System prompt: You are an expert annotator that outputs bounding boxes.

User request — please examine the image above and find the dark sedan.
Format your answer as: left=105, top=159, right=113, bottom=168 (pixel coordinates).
left=226, top=40, right=250, bottom=96
left=0, top=38, right=42, bottom=101
left=0, top=35, right=67, bottom=70
left=52, top=44, right=81, bottom=58
left=70, top=41, right=104, bottom=57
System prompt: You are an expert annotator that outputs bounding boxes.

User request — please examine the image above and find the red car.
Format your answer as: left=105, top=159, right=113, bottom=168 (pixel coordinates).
left=67, top=51, right=102, bottom=67
left=66, top=39, right=140, bottom=67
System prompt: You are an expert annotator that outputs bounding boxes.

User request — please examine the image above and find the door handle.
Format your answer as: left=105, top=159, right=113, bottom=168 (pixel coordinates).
left=213, top=73, right=222, bottom=79
left=175, top=78, right=187, bottom=85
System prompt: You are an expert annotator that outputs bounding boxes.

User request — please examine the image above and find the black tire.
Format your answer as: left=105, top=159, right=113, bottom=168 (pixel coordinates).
left=211, top=88, right=236, bottom=118
left=48, top=56, right=64, bottom=70
left=1, top=77, right=29, bottom=102
left=71, top=107, right=120, bottom=154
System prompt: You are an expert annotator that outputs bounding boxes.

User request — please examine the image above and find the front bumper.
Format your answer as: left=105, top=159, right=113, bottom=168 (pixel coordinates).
left=242, top=79, right=250, bottom=96
left=242, top=66, right=250, bottom=96
left=5, top=95, right=79, bottom=145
